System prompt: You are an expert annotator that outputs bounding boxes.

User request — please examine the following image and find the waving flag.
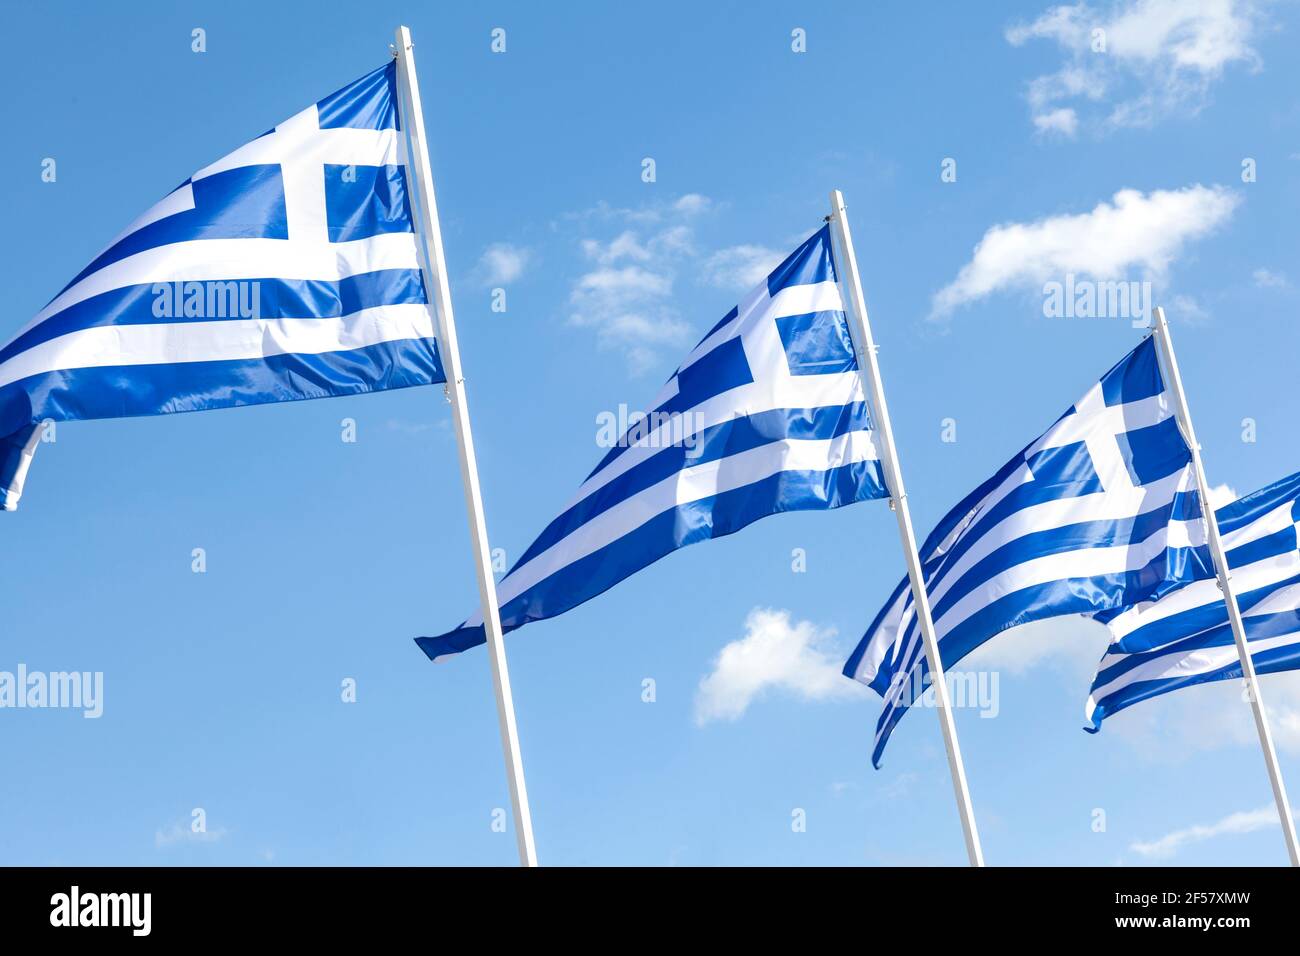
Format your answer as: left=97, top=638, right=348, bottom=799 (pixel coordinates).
left=418, top=225, right=888, bottom=660
left=0, top=61, right=443, bottom=510
left=844, top=336, right=1214, bottom=766
left=1087, top=470, right=1300, bottom=730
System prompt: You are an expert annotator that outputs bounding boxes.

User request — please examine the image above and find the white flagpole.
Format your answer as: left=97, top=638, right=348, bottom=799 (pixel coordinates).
left=1150, top=306, right=1299, bottom=867
left=393, top=25, right=538, bottom=867
left=828, top=190, right=985, bottom=867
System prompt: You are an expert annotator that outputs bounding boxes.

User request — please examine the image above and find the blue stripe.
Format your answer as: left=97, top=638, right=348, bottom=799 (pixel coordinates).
left=871, top=634, right=930, bottom=767
left=926, top=493, right=1204, bottom=629
left=417, top=457, right=888, bottom=659
left=766, top=225, right=835, bottom=297
left=516, top=402, right=873, bottom=571
left=1088, top=607, right=1300, bottom=732
left=0, top=337, right=443, bottom=438
left=841, top=575, right=909, bottom=685
left=1217, top=470, right=1300, bottom=535
left=660, top=336, right=754, bottom=416
left=2, top=270, right=428, bottom=367
left=584, top=335, right=755, bottom=481
left=58, top=167, right=289, bottom=294
left=1101, top=572, right=1300, bottom=680
left=316, top=61, right=400, bottom=130
left=1099, top=334, right=1162, bottom=407
left=695, top=306, right=738, bottom=349
left=0, top=424, right=37, bottom=500
left=919, top=445, right=1198, bottom=599
left=940, top=545, right=1212, bottom=673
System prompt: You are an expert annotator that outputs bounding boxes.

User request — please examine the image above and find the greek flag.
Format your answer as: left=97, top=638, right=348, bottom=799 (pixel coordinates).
left=844, top=336, right=1213, bottom=766
left=0, top=62, right=443, bottom=510
left=1087, top=470, right=1300, bottom=730
left=418, top=225, right=888, bottom=659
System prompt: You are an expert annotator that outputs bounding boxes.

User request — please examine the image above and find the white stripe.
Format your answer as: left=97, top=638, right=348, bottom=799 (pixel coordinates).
left=466, top=428, right=879, bottom=628
left=23, top=233, right=421, bottom=338
left=0, top=303, right=434, bottom=388
left=925, top=465, right=1198, bottom=620
left=850, top=583, right=913, bottom=683
left=576, top=369, right=867, bottom=504
left=931, top=515, right=1204, bottom=639
left=191, top=111, right=399, bottom=181
left=928, top=464, right=1194, bottom=618
left=1091, top=612, right=1300, bottom=706
left=106, top=183, right=197, bottom=249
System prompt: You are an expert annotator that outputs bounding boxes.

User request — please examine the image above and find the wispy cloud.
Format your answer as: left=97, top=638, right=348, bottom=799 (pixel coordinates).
left=694, top=607, right=865, bottom=725
left=567, top=196, right=710, bottom=374
left=1131, top=804, right=1283, bottom=859
left=1007, top=0, right=1263, bottom=136
left=1032, top=106, right=1081, bottom=136
left=475, top=242, right=531, bottom=287
left=931, top=185, right=1239, bottom=318
left=1253, top=267, right=1289, bottom=289
left=701, top=244, right=784, bottom=291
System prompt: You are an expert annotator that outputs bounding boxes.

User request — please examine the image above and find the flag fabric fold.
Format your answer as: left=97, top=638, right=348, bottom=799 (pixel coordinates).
left=418, top=225, right=888, bottom=660
left=843, top=335, right=1214, bottom=766
left=1087, top=470, right=1300, bottom=730
left=0, top=61, right=444, bottom=510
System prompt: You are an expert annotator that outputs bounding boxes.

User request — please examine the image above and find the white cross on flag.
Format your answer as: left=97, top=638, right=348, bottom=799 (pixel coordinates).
left=0, top=61, right=443, bottom=510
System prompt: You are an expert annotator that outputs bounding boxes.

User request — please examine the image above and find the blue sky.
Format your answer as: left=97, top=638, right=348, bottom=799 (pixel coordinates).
left=2, top=0, right=1300, bottom=866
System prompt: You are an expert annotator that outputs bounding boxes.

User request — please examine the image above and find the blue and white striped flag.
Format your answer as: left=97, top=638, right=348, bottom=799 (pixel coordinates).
left=418, top=225, right=888, bottom=659
left=0, top=62, right=443, bottom=510
left=1087, top=470, right=1300, bottom=730
left=844, top=336, right=1214, bottom=766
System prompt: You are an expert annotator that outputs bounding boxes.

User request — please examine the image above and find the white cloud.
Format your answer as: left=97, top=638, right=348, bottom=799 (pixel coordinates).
left=1253, top=267, right=1289, bottom=289
left=701, top=244, right=784, bottom=291
left=672, top=193, right=712, bottom=216
left=694, top=607, right=865, bottom=725
left=1207, top=482, right=1239, bottom=510
left=1032, top=107, right=1080, bottom=136
left=476, top=242, right=530, bottom=287
left=568, top=197, right=708, bottom=374
left=931, top=185, right=1239, bottom=318
left=1007, top=0, right=1262, bottom=134
left=1131, top=804, right=1282, bottom=858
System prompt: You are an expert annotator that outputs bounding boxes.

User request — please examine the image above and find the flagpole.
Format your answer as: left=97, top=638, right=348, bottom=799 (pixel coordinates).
left=828, top=190, right=985, bottom=867
left=393, top=25, right=539, bottom=867
left=1150, top=306, right=1299, bottom=867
